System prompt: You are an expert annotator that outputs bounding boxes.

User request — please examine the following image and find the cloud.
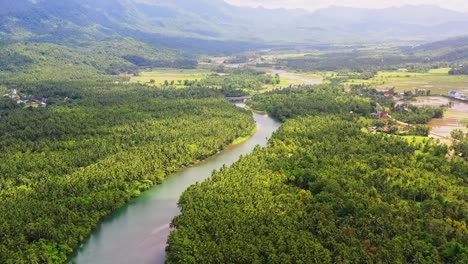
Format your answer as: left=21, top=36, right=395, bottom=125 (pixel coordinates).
left=224, top=0, right=468, bottom=12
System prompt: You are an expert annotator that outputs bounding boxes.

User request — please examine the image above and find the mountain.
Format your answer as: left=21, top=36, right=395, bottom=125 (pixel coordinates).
left=1, top=0, right=468, bottom=48
left=302, top=5, right=468, bottom=42
left=404, top=36, right=468, bottom=62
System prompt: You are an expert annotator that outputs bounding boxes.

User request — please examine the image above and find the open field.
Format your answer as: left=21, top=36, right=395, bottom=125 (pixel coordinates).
left=360, top=128, right=431, bottom=145
left=409, top=96, right=468, bottom=138
left=344, top=68, right=468, bottom=95
left=265, top=69, right=323, bottom=88
left=130, top=67, right=323, bottom=94
left=129, top=69, right=212, bottom=86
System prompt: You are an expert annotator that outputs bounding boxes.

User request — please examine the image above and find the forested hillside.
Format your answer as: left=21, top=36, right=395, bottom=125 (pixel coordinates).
left=278, top=48, right=467, bottom=74
left=0, top=83, right=255, bottom=263
left=1, top=0, right=468, bottom=46
left=0, top=38, right=196, bottom=81
left=167, top=86, right=468, bottom=263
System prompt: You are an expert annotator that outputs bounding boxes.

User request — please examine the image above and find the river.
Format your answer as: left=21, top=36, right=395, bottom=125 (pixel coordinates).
left=68, top=105, right=282, bottom=264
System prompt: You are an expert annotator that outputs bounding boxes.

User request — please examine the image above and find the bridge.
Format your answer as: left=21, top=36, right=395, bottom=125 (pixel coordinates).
left=226, top=96, right=252, bottom=102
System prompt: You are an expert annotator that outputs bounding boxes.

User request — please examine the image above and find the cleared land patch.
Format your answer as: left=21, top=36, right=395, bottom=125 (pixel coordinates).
left=130, top=69, right=212, bottom=87
left=344, top=68, right=468, bottom=95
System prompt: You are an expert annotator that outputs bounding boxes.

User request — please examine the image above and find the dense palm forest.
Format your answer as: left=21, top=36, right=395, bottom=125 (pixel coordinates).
left=167, top=86, right=468, bottom=263
left=248, top=84, right=373, bottom=121
left=0, top=81, right=255, bottom=263
left=190, top=68, right=280, bottom=96
left=1, top=1, right=468, bottom=263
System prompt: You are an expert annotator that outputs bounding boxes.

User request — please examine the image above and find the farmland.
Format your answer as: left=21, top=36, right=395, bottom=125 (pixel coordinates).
left=345, top=68, right=468, bottom=94
left=129, top=69, right=213, bottom=87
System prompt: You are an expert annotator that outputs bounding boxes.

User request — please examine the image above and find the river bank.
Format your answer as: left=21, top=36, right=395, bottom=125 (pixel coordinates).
left=68, top=108, right=282, bottom=264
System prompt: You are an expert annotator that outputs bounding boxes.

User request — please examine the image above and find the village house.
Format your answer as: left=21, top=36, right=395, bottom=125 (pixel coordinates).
left=372, top=112, right=391, bottom=119
left=3, top=89, right=47, bottom=107
left=448, top=91, right=461, bottom=98
left=448, top=91, right=466, bottom=100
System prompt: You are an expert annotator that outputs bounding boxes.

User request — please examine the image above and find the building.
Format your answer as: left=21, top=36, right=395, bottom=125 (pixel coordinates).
left=448, top=91, right=462, bottom=98
left=372, top=113, right=392, bottom=119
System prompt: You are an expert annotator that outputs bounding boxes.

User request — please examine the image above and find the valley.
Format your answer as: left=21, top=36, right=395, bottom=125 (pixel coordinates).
left=0, top=1, right=467, bottom=264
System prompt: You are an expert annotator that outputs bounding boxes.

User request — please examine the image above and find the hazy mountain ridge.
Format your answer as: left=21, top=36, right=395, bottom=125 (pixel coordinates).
left=1, top=0, right=468, bottom=47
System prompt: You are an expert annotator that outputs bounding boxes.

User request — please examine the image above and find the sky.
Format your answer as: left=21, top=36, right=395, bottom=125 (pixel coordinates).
left=224, top=0, right=468, bottom=12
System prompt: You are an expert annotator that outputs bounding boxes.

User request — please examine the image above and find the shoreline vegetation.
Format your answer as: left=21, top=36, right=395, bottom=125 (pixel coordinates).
left=167, top=84, right=468, bottom=264
left=0, top=85, right=257, bottom=263
left=1, top=28, right=468, bottom=263
left=231, top=126, right=259, bottom=145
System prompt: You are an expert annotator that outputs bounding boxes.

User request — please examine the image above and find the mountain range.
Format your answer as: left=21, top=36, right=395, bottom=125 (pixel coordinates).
left=1, top=0, right=468, bottom=50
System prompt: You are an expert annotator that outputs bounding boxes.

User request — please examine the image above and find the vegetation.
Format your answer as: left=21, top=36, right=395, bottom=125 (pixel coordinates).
left=191, top=68, right=280, bottom=96
left=272, top=45, right=468, bottom=95
left=168, top=88, right=468, bottom=264
left=451, top=129, right=468, bottom=161
left=131, top=67, right=280, bottom=96
left=449, top=64, right=468, bottom=75
left=0, top=39, right=196, bottom=82
left=168, top=115, right=468, bottom=263
left=0, top=82, right=255, bottom=263
left=2, top=2, right=468, bottom=264
left=277, top=50, right=424, bottom=72
left=392, top=104, right=444, bottom=124
left=248, top=84, right=373, bottom=121
left=130, top=69, right=212, bottom=87
left=364, top=70, right=467, bottom=95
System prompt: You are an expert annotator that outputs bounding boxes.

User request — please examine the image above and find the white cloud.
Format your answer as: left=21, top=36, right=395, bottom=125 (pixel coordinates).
left=224, top=0, right=468, bottom=12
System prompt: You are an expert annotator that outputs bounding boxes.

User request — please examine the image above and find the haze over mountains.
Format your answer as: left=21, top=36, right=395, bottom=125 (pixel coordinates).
left=1, top=0, right=468, bottom=49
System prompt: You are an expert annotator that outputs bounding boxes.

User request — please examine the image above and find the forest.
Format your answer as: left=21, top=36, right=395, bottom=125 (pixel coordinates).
left=1, top=1, right=468, bottom=263
left=275, top=39, right=468, bottom=74
left=0, top=39, right=197, bottom=81
left=0, top=81, right=255, bottom=263
left=167, top=84, right=468, bottom=263
left=190, top=68, right=280, bottom=96
left=248, top=84, right=373, bottom=121
left=391, top=104, right=444, bottom=124
left=449, top=64, right=468, bottom=75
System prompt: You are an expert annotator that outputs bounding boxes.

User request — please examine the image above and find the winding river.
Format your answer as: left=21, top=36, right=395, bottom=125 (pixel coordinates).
left=68, top=105, right=282, bottom=264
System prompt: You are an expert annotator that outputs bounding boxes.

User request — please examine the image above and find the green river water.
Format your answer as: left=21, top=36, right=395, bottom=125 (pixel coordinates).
left=68, top=105, right=282, bottom=264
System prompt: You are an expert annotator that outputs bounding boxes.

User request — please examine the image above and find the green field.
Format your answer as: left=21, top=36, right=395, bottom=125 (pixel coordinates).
left=130, top=69, right=213, bottom=87
left=130, top=68, right=322, bottom=94
left=344, top=68, right=468, bottom=95
left=400, top=135, right=431, bottom=144
left=263, top=70, right=323, bottom=90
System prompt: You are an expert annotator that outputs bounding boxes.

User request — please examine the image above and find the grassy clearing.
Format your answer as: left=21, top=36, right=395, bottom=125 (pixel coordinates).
left=262, top=70, right=323, bottom=90
left=400, top=136, right=429, bottom=145
left=462, top=118, right=468, bottom=126
left=263, top=75, right=301, bottom=89
left=231, top=127, right=258, bottom=145
left=361, top=128, right=430, bottom=145
left=130, top=69, right=212, bottom=87
left=344, top=68, right=468, bottom=95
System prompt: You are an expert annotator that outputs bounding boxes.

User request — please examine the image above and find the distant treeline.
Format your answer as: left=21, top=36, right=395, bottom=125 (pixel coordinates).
left=449, top=64, right=468, bottom=75
left=277, top=41, right=468, bottom=73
